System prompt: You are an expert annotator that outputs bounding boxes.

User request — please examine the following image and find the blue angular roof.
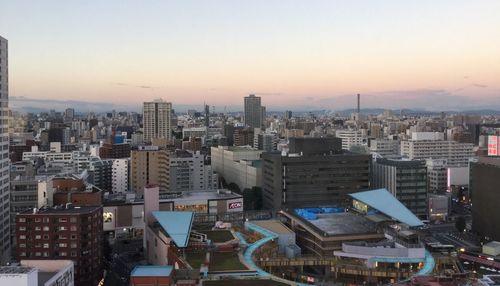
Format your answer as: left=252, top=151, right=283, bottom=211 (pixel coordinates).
left=349, top=189, right=423, bottom=227
left=152, top=211, right=194, bottom=248
left=130, top=265, right=173, bottom=277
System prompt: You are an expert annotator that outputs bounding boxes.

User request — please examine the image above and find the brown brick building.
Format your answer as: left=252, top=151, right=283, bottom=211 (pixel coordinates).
left=99, top=142, right=131, bottom=159
left=16, top=206, right=103, bottom=286
left=51, top=176, right=103, bottom=206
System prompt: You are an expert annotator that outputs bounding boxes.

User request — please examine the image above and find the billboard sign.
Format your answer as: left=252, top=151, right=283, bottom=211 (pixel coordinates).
left=226, top=199, right=243, bottom=212
left=488, top=135, right=498, bottom=156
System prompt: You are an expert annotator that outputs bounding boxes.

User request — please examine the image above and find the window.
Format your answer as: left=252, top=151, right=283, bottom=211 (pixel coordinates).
left=19, top=226, right=26, bottom=231
left=71, top=251, right=77, bottom=257
left=70, top=242, right=77, bottom=248
left=59, top=226, right=67, bottom=231
left=70, top=217, right=77, bottom=223
left=43, top=243, right=49, bottom=248
left=43, top=234, right=49, bottom=240
left=70, top=225, right=77, bottom=231
left=19, top=218, right=26, bottom=223
left=35, top=235, right=41, bottom=240
left=59, top=243, right=67, bottom=248
left=19, top=235, right=26, bottom=240
left=43, top=218, right=50, bottom=223
left=43, top=226, right=49, bottom=231
left=35, top=226, right=41, bottom=231
left=19, top=244, right=26, bottom=248
left=35, top=252, right=41, bottom=257
left=70, top=234, right=77, bottom=240
left=59, top=252, right=67, bottom=257
left=59, top=218, right=67, bottom=223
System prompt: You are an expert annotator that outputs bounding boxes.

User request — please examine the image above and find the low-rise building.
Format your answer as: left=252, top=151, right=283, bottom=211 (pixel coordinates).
left=0, top=260, right=74, bottom=286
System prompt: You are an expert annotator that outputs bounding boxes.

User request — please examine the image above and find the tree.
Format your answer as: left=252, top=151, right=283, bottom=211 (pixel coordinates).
left=455, top=216, right=466, bottom=232
left=227, top=182, right=241, bottom=194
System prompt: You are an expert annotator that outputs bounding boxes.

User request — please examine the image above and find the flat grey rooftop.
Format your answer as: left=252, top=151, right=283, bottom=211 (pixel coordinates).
left=308, top=212, right=377, bottom=236
left=38, top=272, right=57, bottom=286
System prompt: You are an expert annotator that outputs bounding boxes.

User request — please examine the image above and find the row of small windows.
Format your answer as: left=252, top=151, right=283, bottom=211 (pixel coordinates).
left=18, top=217, right=78, bottom=223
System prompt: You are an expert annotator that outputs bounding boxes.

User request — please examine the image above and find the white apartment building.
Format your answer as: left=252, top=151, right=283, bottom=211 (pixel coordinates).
left=143, top=100, right=172, bottom=143
left=112, top=158, right=130, bottom=193
left=182, top=127, right=207, bottom=139
left=169, top=150, right=217, bottom=192
left=369, top=139, right=400, bottom=158
left=401, top=139, right=474, bottom=167
left=410, top=132, right=445, bottom=141
left=335, top=129, right=367, bottom=150
left=426, top=159, right=449, bottom=192
left=211, top=146, right=263, bottom=191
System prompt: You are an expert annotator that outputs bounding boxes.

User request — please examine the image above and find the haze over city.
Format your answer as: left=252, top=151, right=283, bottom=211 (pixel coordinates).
left=2, top=0, right=500, bottom=111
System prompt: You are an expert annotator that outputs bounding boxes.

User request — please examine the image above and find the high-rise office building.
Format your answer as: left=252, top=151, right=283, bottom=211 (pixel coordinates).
left=143, top=100, right=172, bottom=143
left=471, top=157, right=500, bottom=241
left=244, top=94, right=262, bottom=129
left=372, top=158, right=428, bottom=218
left=0, top=36, right=10, bottom=263
left=262, top=138, right=370, bottom=210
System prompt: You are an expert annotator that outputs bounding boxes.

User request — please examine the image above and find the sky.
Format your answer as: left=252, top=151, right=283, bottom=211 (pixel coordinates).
left=1, top=0, right=500, bottom=111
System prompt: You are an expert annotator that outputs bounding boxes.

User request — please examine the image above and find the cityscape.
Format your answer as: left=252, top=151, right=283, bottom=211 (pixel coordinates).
left=2, top=1, right=500, bottom=286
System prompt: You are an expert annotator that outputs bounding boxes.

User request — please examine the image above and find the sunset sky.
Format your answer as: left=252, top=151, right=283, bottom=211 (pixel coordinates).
left=1, top=0, right=500, bottom=111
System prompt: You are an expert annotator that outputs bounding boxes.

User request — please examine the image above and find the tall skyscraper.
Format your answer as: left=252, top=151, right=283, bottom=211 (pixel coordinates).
left=244, top=94, right=262, bottom=129
left=143, top=100, right=172, bottom=143
left=0, top=36, right=10, bottom=263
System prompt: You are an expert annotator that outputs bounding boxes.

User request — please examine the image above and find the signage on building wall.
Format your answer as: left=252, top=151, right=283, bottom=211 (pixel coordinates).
left=228, top=202, right=242, bottom=209
left=226, top=199, right=243, bottom=212
left=488, top=135, right=499, bottom=156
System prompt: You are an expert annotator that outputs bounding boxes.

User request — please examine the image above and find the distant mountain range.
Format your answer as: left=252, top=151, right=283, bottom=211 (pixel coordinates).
left=9, top=96, right=500, bottom=116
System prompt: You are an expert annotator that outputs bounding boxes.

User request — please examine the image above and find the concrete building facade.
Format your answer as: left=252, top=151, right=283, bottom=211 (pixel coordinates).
left=372, top=158, right=428, bottom=218
left=401, top=139, right=474, bottom=167
left=112, top=158, right=130, bottom=193
left=130, top=146, right=168, bottom=194
left=0, top=36, right=10, bottom=263
left=244, top=94, right=262, bottom=129
left=211, top=146, right=263, bottom=191
left=262, top=151, right=370, bottom=210
left=143, top=100, right=172, bottom=143
left=471, top=157, right=500, bottom=241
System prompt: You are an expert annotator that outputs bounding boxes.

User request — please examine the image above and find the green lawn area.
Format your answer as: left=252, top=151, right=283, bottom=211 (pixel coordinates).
left=203, top=280, right=289, bottom=286
left=186, top=252, right=207, bottom=268
left=202, top=230, right=234, bottom=243
left=209, top=252, right=247, bottom=271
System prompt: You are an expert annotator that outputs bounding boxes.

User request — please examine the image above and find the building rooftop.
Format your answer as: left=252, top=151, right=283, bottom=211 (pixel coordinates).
left=160, top=190, right=241, bottom=204
left=307, top=212, right=377, bottom=236
left=226, top=146, right=260, bottom=152
left=252, top=220, right=294, bottom=235
left=105, top=189, right=241, bottom=206
left=130, top=265, right=173, bottom=277
left=20, top=205, right=101, bottom=215
left=349, top=189, right=423, bottom=227
left=152, top=211, right=194, bottom=248
left=0, top=266, right=35, bottom=274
